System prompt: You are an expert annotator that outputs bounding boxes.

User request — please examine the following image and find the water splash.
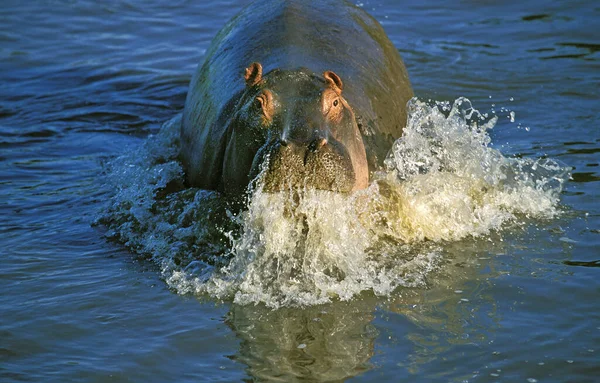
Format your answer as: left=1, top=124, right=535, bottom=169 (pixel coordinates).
left=99, top=97, right=570, bottom=308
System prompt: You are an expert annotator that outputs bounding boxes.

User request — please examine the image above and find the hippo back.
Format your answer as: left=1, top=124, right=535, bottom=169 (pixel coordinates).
left=181, top=0, right=413, bottom=189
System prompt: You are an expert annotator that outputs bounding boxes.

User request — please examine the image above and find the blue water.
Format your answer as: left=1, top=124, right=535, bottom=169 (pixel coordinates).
left=2, top=0, right=598, bottom=382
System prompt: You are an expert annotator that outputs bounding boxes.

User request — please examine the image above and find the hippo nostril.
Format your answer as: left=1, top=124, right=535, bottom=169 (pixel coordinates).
left=279, top=138, right=289, bottom=147
left=308, top=137, right=328, bottom=153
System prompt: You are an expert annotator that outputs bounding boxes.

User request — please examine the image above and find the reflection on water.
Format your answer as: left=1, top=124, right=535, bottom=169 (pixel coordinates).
left=226, top=233, right=516, bottom=382
left=227, top=300, right=377, bottom=381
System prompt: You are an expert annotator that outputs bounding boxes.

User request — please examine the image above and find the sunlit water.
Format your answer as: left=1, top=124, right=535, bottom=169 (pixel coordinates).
left=2, top=0, right=599, bottom=382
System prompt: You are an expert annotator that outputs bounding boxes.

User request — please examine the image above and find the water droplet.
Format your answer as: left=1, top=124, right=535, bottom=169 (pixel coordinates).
left=559, top=237, right=577, bottom=244
left=297, top=343, right=307, bottom=349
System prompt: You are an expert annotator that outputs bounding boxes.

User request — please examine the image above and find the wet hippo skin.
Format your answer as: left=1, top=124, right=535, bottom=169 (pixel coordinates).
left=180, top=0, right=413, bottom=194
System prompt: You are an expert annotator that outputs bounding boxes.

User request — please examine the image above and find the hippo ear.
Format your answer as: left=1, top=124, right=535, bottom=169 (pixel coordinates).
left=323, top=71, right=343, bottom=95
left=244, top=62, right=263, bottom=87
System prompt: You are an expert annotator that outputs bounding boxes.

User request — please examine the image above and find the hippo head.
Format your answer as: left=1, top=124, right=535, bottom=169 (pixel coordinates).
left=222, top=62, right=368, bottom=194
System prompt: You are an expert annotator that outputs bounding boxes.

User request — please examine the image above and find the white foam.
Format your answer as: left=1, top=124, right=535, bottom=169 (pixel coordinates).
left=99, top=97, right=570, bottom=308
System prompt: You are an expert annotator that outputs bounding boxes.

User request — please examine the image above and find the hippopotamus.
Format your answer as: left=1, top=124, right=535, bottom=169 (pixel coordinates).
left=180, top=0, right=413, bottom=194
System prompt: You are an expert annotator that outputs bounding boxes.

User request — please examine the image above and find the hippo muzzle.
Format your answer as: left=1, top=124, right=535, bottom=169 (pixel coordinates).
left=260, top=136, right=356, bottom=193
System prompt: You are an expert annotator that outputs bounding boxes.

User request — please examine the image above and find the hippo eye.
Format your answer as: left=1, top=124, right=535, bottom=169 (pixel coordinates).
left=321, top=90, right=344, bottom=122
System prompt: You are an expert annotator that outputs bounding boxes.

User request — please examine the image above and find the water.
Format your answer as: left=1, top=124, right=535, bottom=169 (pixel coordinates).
left=2, top=0, right=598, bottom=382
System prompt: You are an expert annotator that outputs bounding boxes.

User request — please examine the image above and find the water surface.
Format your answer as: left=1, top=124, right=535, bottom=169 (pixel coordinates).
left=2, top=0, right=599, bottom=382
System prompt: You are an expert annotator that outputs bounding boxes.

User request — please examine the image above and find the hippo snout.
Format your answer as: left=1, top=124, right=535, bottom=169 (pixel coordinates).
left=260, top=137, right=356, bottom=193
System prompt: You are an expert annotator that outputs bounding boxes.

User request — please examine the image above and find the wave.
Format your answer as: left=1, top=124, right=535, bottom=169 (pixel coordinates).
left=99, top=97, right=570, bottom=308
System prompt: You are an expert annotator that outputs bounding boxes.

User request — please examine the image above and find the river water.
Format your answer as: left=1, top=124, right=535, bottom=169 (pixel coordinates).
left=2, top=0, right=598, bottom=382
